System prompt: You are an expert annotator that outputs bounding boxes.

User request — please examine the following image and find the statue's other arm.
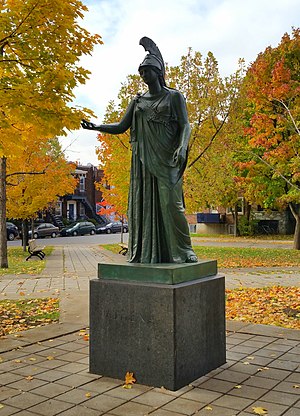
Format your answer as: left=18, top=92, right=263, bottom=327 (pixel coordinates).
left=81, top=99, right=135, bottom=134
left=172, top=91, right=191, bottom=166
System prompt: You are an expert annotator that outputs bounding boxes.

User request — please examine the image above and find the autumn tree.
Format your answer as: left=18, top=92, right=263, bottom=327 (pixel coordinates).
left=96, top=51, right=245, bottom=223
left=167, top=50, right=245, bottom=217
left=6, top=137, right=77, bottom=249
left=238, top=28, right=300, bottom=248
left=96, top=75, right=145, bottom=216
left=0, top=0, right=102, bottom=266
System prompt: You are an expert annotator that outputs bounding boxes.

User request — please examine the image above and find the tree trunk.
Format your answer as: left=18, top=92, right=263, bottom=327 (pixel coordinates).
left=233, top=203, right=240, bottom=237
left=22, top=220, right=29, bottom=252
left=0, top=157, right=8, bottom=268
left=289, top=203, right=300, bottom=250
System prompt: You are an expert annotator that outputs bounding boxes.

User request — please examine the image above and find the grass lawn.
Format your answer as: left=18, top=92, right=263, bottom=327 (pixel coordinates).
left=0, top=298, right=59, bottom=336
left=0, top=246, right=53, bottom=276
left=101, top=243, right=300, bottom=268
left=193, top=246, right=300, bottom=268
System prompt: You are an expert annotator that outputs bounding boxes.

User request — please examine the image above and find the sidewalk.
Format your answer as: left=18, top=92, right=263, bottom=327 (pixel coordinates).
left=0, top=245, right=299, bottom=415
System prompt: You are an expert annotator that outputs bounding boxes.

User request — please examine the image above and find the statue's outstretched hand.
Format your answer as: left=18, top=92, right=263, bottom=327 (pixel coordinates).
left=81, top=119, right=97, bottom=130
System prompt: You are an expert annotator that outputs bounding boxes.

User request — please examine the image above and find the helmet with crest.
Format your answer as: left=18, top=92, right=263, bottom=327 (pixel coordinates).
left=139, top=37, right=166, bottom=86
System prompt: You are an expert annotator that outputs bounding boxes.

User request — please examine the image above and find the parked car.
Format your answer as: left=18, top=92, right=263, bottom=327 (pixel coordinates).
left=60, top=221, right=96, bottom=237
left=29, top=223, right=59, bottom=239
left=6, top=222, right=19, bottom=241
left=96, top=221, right=128, bottom=234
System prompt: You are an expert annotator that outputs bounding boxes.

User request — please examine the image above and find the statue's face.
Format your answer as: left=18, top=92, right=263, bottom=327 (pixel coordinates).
left=139, top=66, right=158, bottom=85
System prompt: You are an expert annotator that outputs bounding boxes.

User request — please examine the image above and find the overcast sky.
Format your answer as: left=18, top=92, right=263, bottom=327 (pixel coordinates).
left=61, top=0, right=300, bottom=166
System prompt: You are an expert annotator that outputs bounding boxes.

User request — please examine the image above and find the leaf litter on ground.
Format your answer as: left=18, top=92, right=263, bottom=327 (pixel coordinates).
left=226, top=286, right=299, bottom=329
left=0, top=298, right=59, bottom=336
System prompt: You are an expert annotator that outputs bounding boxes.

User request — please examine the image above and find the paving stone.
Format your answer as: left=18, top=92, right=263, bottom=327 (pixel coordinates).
left=181, top=388, right=222, bottom=403
left=194, top=404, right=239, bottom=415
left=83, top=393, right=125, bottom=412
left=161, top=397, right=203, bottom=415
left=244, top=376, right=280, bottom=389
left=273, top=381, right=300, bottom=394
left=197, top=378, right=237, bottom=393
left=55, top=362, right=87, bottom=373
left=256, top=367, right=291, bottom=380
left=7, top=377, right=47, bottom=392
left=259, top=390, right=299, bottom=406
left=133, top=390, right=175, bottom=407
left=30, top=382, right=72, bottom=398
left=214, top=369, right=250, bottom=383
left=79, top=377, right=122, bottom=393
left=55, top=374, right=93, bottom=388
left=0, top=386, right=21, bottom=401
left=211, top=394, right=254, bottom=410
left=226, top=351, right=248, bottom=361
left=10, top=365, right=45, bottom=377
left=229, top=345, right=258, bottom=354
left=0, top=372, right=23, bottom=386
left=269, top=359, right=299, bottom=371
left=29, top=398, right=74, bottom=415
left=280, top=352, right=300, bottom=362
left=286, top=373, right=300, bottom=383
left=58, top=405, right=102, bottom=415
left=227, top=384, right=268, bottom=399
left=224, top=362, right=262, bottom=375
left=35, top=358, right=68, bottom=370
left=245, top=400, right=289, bottom=416
left=255, top=349, right=284, bottom=359
left=35, top=369, right=70, bottom=382
left=148, top=409, right=186, bottom=416
left=282, top=409, right=300, bottom=416
left=104, top=383, right=152, bottom=400
left=106, top=400, right=154, bottom=415
left=57, top=352, right=87, bottom=362
left=2, top=391, right=47, bottom=409
left=240, top=340, right=270, bottom=348
left=55, top=387, right=99, bottom=404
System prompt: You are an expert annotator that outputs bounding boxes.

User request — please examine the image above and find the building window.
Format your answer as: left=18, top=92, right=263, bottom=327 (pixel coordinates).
left=226, top=197, right=244, bottom=215
left=79, top=175, right=85, bottom=192
left=55, top=202, right=62, bottom=216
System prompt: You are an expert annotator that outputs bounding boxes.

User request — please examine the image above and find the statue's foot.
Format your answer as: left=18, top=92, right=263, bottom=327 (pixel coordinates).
left=186, top=255, right=198, bottom=263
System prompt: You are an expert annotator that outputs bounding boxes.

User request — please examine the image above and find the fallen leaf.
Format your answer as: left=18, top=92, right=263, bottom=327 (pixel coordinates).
left=204, top=405, right=213, bottom=410
left=247, top=356, right=255, bottom=360
left=293, top=384, right=300, bottom=388
left=14, top=359, right=22, bottom=363
left=46, top=356, right=54, bottom=360
left=252, top=407, right=268, bottom=415
left=0, top=404, right=4, bottom=409
left=234, top=385, right=242, bottom=389
left=83, top=334, right=89, bottom=341
left=19, top=292, right=25, bottom=296
left=243, top=361, right=250, bottom=365
left=85, top=392, right=91, bottom=398
left=0, top=358, right=3, bottom=363
left=29, top=358, right=37, bottom=361
left=125, top=371, right=136, bottom=384
left=25, top=376, right=33, bottom=381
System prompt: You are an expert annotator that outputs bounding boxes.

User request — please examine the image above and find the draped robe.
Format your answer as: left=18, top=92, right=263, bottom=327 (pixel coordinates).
left=127, top=87, right=195, bottom=263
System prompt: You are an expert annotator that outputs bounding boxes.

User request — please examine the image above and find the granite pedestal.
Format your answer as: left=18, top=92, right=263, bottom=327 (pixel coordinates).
left=90, top=261, right=226, bottom=391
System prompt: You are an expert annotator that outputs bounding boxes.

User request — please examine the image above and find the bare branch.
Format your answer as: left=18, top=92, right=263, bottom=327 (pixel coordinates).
left=6, top=170, right=45, bottom=179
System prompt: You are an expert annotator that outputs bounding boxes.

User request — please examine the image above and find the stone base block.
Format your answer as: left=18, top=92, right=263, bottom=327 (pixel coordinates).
left=90, top=263, right=225, bottom=391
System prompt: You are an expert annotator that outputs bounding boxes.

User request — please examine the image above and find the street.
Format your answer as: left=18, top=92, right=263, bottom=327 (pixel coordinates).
left=7, top=232, right=129, bottom=247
